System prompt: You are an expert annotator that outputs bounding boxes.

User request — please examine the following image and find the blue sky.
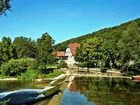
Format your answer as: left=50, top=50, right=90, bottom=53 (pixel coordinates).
left=0, top=0, right=140, bottom=43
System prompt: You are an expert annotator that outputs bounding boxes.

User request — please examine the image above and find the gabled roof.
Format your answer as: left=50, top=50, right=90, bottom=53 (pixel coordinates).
left=56, top=51, right=65, bottom=57
left=68, top=43, right=80, bottom=56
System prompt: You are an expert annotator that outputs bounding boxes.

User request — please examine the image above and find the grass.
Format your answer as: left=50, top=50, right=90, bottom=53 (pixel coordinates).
left=0, top=74, right=10, bottom=79
left=45, top=70, right=64, bottom=78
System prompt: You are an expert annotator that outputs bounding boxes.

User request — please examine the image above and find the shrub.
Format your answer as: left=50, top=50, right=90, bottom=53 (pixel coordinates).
left=58, top=61, right=67, bottom=68
left=76, top=62, right=87, bottom=67
left=45, top=70, right=64, bottom=78
left=0, top=58, right=37, bottom=76
left=20, top=69, right=38, bottom=80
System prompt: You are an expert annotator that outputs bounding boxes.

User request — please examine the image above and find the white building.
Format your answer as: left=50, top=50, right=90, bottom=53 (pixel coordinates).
left=56, top=43, right=80, bottom=67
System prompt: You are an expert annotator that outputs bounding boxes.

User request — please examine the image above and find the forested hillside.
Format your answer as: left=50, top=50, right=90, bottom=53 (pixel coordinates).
left=54, top=18, right=140, bottom=51
left=55, top=18, right=140, bottom=74
left=54, top=33, right=93, bottom=51
left=74, top=18, right=140, bottom=74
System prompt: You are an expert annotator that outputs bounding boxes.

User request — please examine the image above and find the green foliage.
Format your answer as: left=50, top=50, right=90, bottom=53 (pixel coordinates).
left=20, top=69, right=38, bottom=80
left=0, top=74, right=10, bottom=78
left=0, top=37, right=12, bottom=64
left=0, top=32, right=57, bottom=77
left=1, top=18, right=140, bottom=76
left=0, top=0, right=11, bottom=15
left=44, top=70, right=64, bottom=78
left=36, top=33, right=56, bottom=70
left=0, top=58, right=37, bottom=76
left=12, top=36, right=37, bottom=59
left=54, top=33, right=93, bottom=51
left=75, top=37, right=103, bottom=68
left=74, top=18, right=140, bottom=74
left=58, top=61, right=67, bottom=68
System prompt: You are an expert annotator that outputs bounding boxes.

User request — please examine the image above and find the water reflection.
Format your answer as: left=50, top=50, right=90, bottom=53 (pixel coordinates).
left=61, top=77, right=140, bottom=105
left=61, top=80, right=95, bottom=105
left=0, top=80, right=35, bottom=92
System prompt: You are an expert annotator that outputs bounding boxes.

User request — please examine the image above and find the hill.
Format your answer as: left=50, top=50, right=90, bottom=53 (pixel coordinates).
left=54, top=18, right=140, bottom=51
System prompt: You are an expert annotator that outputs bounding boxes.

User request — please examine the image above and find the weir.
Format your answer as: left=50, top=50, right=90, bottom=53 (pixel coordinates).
left=0, top=74, right=66, bottom=105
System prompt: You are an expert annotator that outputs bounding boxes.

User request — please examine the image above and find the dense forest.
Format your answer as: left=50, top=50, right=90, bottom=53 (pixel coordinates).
left=74, top=18, right=140, bottom=74
left=55, top=18, right=140, bottom=74
left=54, top=33, right=93, bottom=51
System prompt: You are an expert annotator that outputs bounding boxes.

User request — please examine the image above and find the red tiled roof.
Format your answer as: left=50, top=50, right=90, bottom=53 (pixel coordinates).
left=68, top=43, right=80, bottom=56
left=56, top=51, right=65, bottom=57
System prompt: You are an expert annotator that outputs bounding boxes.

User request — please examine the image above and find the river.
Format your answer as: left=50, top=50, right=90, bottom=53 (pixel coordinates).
left=0, top=77, right=140, bottom=105
left=61, top=77, right=140, bottom=105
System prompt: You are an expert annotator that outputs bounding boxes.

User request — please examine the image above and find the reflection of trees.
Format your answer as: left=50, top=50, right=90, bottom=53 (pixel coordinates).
left=75, top=77, right=140, bottom=105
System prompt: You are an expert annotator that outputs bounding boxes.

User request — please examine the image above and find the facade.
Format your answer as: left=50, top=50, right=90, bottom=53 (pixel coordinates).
left=56, top=51, right=66, bottom=60
left=56, top=43, right=80, bottom=66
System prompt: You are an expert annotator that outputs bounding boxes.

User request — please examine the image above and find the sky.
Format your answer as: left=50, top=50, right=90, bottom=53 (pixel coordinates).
left=0, top=0, right=140, bottom=43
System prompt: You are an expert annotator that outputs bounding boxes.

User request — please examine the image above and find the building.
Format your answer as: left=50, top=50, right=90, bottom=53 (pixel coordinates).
left=56, top=43, right=80, bottom=66
left=56, top=51, right=66, bottom=60
left=65, top=43, right=80, bottom=66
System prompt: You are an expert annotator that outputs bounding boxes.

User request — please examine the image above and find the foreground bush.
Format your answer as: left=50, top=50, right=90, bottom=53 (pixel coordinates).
left=0, top=58, right=37, bottom=76
left=20, top=69, right=38, bottom=80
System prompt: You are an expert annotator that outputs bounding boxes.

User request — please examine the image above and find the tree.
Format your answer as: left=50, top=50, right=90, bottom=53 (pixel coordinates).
left=0, top=0, right=11, bottom=15
left=0, top=37, right=12, bottom=64
left=12, top=36, right=37, bottom=59
left=117, top=22, right=140, bottom=72
left=75, top=37, right=103, bottom=69
left=101, top=30, right=121, bottom=68
left=36, top=32, right=55, bottom=70
left=75, top=18, right=140, bottom=74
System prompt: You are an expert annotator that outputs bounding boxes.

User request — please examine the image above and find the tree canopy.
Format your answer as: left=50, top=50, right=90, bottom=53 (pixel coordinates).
left=0, top=32, right=56, bottom=76
left=75, top=18, right=140, bottom=74
left=0, top=0, right=11, bottom=15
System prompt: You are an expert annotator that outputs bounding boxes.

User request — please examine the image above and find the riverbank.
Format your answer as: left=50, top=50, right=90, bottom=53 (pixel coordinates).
left=70, top=73, right=131, bottom=79
left=0, top=70, right=65, bottom=81
left=0, top=77, right=18, bottom=81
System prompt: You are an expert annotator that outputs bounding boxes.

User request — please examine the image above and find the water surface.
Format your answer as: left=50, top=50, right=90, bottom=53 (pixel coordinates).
left=61, top=77, right=140, bottom=105
left=0, top=80, right=36, bottom=92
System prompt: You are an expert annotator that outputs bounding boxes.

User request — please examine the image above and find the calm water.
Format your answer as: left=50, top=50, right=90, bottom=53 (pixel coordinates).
left=61, top=77, right=140, bottom=105
left=0, top=80, right=36, bottom=92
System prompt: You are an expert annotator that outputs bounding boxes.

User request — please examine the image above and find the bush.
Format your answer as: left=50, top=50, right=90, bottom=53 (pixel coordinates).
left=58, top=61, right=67, bottom=68
left=20, top=69, right=38, bottom=80
left=76, top=62, right=87, bottom=67
left=0, top=58, right=37, bottom=76
left=45, top=70, right=64, bottom=78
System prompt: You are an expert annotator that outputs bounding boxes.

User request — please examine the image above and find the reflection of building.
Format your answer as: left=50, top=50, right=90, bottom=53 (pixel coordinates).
left=56, top=43, right=80, bottom=66
left=61, top=80, right=94, bottom=105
